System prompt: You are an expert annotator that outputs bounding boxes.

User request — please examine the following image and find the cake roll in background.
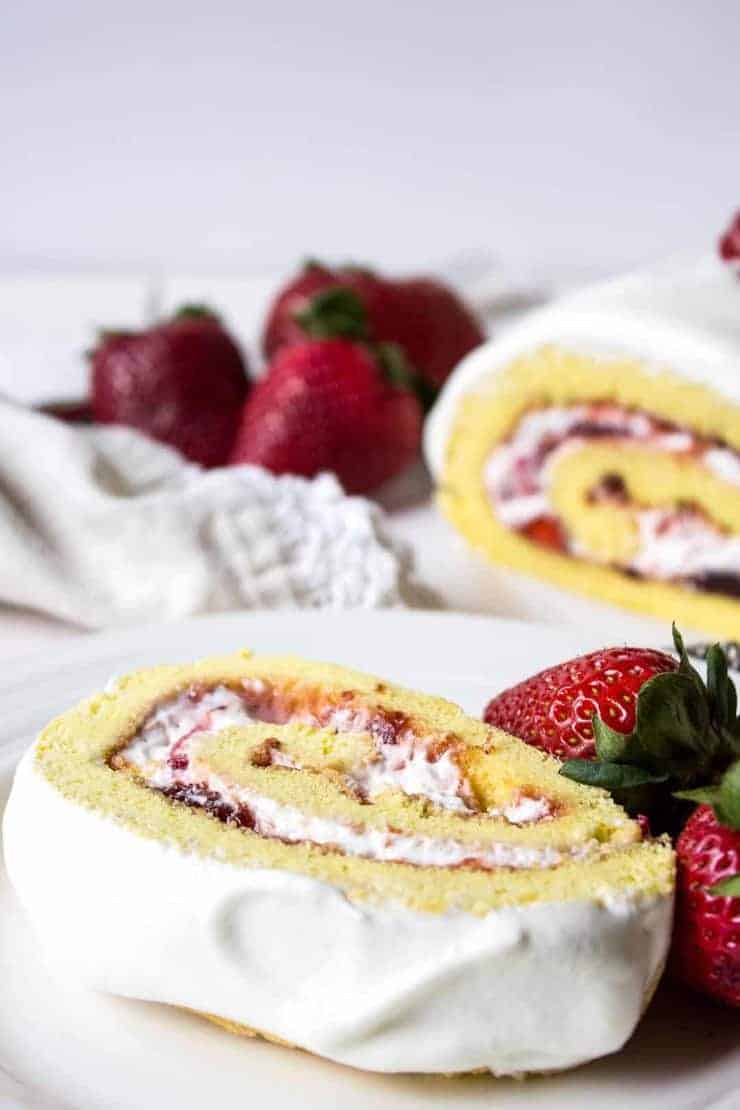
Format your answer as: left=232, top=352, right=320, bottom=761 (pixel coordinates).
left=425, top=255, right=740, bottom=635
left=3, top=650, right=673, bottom=1077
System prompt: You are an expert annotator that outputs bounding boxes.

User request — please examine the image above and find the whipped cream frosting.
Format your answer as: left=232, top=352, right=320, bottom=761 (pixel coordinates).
left=425, top=254, right=740, bottom=477
left=4, top=746, right=673, bottom=1076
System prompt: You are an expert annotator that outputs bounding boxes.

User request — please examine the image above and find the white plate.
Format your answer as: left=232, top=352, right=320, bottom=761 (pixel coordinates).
left=0, top=610, right=737, bottom=1110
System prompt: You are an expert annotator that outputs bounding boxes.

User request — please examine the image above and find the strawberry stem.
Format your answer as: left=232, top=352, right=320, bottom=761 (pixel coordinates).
left=294, top=288, right=368, bottom=341
left=561, top=626, right=740, bottom=839
left=174, top=304, right=220, bottom=322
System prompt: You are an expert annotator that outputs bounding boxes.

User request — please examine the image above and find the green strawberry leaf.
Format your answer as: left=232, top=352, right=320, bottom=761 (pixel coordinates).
left=294, top=287, right=368, bottom=341
left=675, top=760, right=740, bottom=830
left=592, top=715, right=633, bottom=762
left=560, top=759, right=669, bottom=790
left=376, top=343, right=436, bottom=409
left=706, top=643, right=738, bottom=728
left=715, top=760, right=740, bottom=829
left=725, top=721, right=740, bottom=761
left=672, top=623, right=709, bottom=698
left=634, top=671, right=711, bottom=765
left=709, top=874, right=740, bottom=897
left=674, top=784, right=722, bottom=805
left=174, top=304, right=220, bottom=321
left=376, top=343, right=416, bottom=391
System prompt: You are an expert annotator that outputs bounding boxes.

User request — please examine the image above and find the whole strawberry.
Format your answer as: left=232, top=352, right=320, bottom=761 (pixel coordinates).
left=262, top=260, right=484, bottom=396
left=484, top=646, right=678, bottom=759
left=91, top=306, right=249, bottom=467
left=670, top=804, right=740, bottom=1007
left=230, top=337, right=422, bottom=494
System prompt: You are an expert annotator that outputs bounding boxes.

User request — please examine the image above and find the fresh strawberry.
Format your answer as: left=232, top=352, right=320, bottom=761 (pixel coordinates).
left=486, top=626, right=740, bottom=1006
left=670, top=804, right=740, bottom=1007
left=520, top=516, right=567, bottom=553
left=235, top=287, right=422, bottom=492
left=230, top=337, right=422, bottom=494
left=262, top=260, right=484, bottom=395
left=91, top=306, right=249, bottom=467
left=484, top=646, right=678, bottom=759
left=378, top=277, right=486, bottom=390
left=719, top=210, right=740, bottom=264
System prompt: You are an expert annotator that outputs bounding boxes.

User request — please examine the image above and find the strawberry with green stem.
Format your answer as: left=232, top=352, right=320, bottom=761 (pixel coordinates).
left=485, top=625, right=740, bottom=1007
left=262, top=260, right=485, bottom=400
left=91, top=305, right=250, bottom=467
left=231, top=288, right=423, bottom=494
left=559, top=626, right=740, bottom=1007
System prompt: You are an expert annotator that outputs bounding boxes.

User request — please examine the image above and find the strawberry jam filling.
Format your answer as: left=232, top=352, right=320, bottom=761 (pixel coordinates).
left=485, top=404, right=740, bottom=594
left=111, top=683, right=570, bottom=871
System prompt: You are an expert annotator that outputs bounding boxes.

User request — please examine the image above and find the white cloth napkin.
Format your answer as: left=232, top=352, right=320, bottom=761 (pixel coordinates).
left=0, top=399, right=411, bottom=629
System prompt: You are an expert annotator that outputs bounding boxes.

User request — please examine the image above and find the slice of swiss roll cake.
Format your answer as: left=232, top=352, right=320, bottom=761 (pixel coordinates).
left=425, top=256, right=740, bottom=635
left=3, top=650, right=674, bottom=1076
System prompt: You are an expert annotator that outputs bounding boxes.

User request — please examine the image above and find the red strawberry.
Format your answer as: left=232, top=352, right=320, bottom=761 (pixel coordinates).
left=521, top=515, right=567, bottom=553
left=671, top=805, right=740, bottom=1007
left=488, top=626, right=740, bottom=1007
left=230, top=337, right=422, bottom=494
left=719, top=210, right=740, bottom=264
left=91, top=306, right=249, bottom=467
left=484, top=646, right=678, bottom=759
left=262, top=261, right=484, bottom=394
left=378, top=277, right=485, bottom=390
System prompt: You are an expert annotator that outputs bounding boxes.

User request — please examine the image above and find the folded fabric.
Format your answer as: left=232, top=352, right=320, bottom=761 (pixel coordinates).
left=0, top=399, right=409, bottom=628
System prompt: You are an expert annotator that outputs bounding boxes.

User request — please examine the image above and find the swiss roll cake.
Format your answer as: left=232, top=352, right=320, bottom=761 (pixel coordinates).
left=425, top=256, right=740, bottom=635
left=4, top=650, right=674, bottom=1076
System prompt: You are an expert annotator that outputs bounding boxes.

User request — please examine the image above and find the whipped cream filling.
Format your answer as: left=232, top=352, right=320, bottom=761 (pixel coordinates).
left=172, top=772, right=573, bottom=871
left=115, top=684, right=566, bottom=871
left=484, top=403, right=740, bottom=590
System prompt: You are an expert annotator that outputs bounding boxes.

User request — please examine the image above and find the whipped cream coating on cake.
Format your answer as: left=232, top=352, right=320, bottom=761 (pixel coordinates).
left=426, top=253, right=740, bottom=477
left=3, top=650, right=675, bottom=1076
left=5, top=750, right=671, bottom=1076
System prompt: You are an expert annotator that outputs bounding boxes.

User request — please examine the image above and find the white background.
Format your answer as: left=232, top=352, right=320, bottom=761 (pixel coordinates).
left=3, top=0, right=740, bottom=277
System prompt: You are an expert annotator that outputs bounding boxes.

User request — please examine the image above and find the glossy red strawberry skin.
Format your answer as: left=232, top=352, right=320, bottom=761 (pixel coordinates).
left=262, top=263, right=484, bottom=389
left=483, top=647, right=678, bottom=759
left=230, top=338, right=422, bottom=494
left=91, top=313, right=249, bottom=467
left=671, top=805, right=740, bottom=1007
left=380, top=278, right=485, bottom=389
